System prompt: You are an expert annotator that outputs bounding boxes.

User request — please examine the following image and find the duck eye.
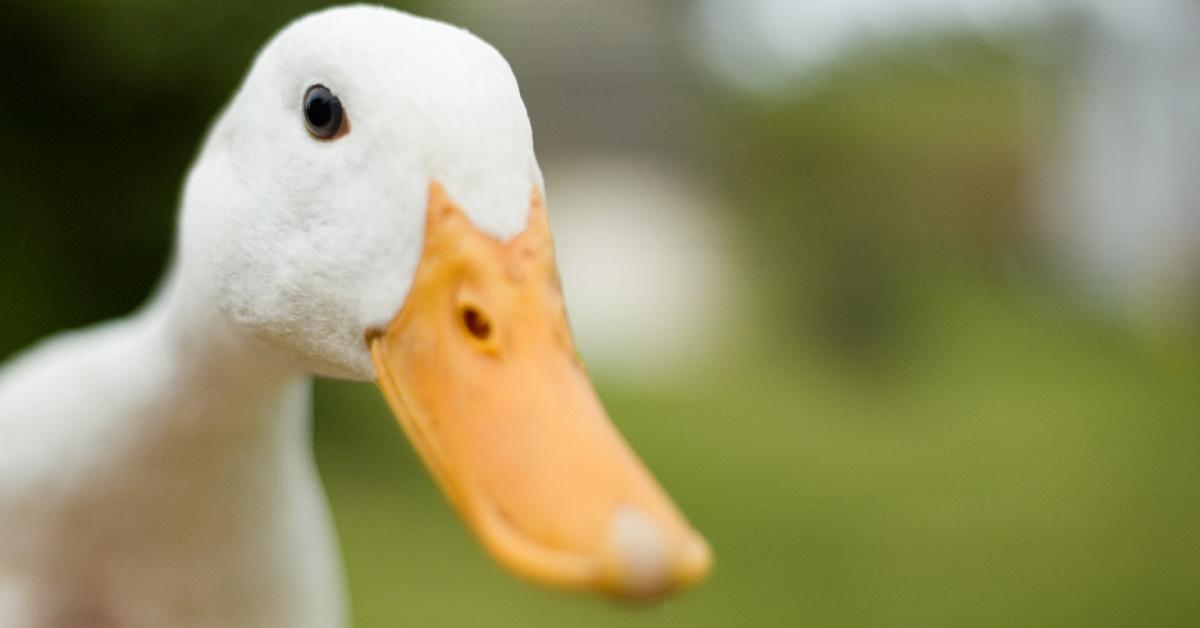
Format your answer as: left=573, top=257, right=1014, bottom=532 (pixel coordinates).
left=303, top=84, right=346, bottom=140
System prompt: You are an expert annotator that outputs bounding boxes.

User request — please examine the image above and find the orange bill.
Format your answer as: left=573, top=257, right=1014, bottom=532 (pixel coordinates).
left=368, top=183, right=711, bottom=598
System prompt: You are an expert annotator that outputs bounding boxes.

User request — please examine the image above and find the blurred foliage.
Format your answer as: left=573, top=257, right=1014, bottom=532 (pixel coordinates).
left=705, top=33, right=1031, bottom=369
left=2, top=3, right=1199, bottom=627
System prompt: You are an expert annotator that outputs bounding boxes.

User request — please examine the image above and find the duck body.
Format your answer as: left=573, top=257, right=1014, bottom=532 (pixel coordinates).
left=0, top=285, right=344, bottom=627
left=0, top=5, right=710, bottom=627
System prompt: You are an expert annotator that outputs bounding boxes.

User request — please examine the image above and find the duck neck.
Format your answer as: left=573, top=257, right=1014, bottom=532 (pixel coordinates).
left=141, top=260, right=310, bottom=439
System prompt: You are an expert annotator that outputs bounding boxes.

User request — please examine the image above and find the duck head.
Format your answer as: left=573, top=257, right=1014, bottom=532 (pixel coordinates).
left=176, top=5, right=710, bottom=598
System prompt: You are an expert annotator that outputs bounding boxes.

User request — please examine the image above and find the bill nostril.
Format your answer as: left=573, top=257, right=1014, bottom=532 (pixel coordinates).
left=461, top=306, right=492, bottom=341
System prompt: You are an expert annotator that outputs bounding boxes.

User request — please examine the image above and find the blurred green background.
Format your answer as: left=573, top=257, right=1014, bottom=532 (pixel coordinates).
left=2, top=1, right=1199, bottom=626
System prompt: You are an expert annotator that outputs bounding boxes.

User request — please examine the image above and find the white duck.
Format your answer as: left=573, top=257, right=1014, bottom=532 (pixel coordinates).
left=0, top=6, right=710, bottom=627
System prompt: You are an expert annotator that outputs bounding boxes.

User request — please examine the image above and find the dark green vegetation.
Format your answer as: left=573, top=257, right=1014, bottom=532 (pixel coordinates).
left=2, top=2, right=1197, bottom=626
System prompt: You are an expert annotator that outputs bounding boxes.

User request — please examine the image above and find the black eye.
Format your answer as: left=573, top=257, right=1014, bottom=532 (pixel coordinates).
left=303, top=84, right=346, bottom=140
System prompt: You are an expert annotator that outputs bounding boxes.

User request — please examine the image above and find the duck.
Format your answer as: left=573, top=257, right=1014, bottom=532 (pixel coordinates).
left=0, top=6, right=711, bottom=627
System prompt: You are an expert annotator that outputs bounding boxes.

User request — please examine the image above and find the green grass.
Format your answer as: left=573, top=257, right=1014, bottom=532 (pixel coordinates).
left=312, top=279, right=1200, bottom=628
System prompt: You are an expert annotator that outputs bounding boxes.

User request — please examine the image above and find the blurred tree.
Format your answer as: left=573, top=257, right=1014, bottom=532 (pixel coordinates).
left=704, top=33, right=1027, bottom=370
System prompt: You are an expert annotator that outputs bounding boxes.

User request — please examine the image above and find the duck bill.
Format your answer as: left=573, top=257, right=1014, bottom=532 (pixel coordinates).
left=368, top=183, right=711, bottom=598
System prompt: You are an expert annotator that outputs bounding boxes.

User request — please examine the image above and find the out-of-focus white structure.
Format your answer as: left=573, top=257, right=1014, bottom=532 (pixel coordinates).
left=545, top=158, right=734, bottom=377
left=1034, top=0, right=1200, bottom=328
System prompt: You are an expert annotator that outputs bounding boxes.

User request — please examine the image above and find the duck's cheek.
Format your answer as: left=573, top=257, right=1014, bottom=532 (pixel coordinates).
left=366, top=183, right=711, bottom=598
